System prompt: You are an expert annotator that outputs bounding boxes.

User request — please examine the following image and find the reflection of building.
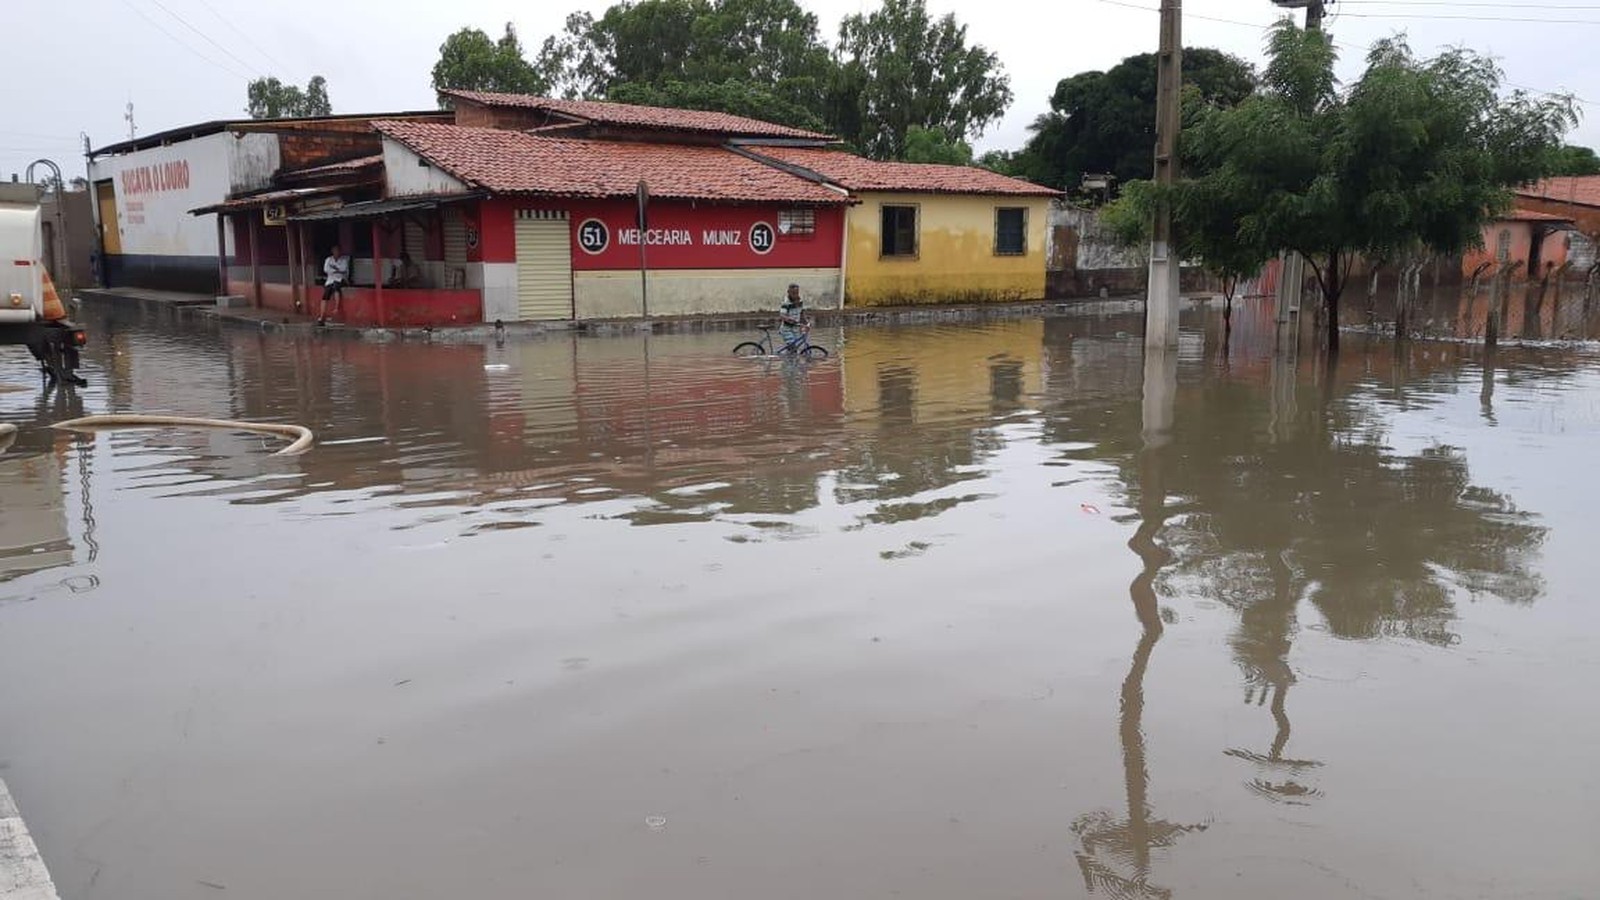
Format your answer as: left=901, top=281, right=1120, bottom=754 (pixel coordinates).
left=0, top=448, right=72, bottom=582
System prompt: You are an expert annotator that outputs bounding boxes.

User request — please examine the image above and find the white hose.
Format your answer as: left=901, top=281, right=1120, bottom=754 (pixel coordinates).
left=0, top=423, right=14, bottom=453
left=52, top=414, right=315, bottom=456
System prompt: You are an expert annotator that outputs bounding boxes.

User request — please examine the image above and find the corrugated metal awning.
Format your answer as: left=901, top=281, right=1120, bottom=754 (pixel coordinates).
left=190, top=185, right=346, bottom=215
left=287, top=195, right=479, bottom=222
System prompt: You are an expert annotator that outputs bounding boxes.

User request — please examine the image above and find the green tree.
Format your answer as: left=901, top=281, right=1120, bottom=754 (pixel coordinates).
left=1134, top=21, right=1574, bottom=354
left=902, top=125, right=973, bottom=165
left=246, top=75, right=332, bottom=118
left=1016, top=48, right=1255, bottom=192
left=1548, top=144, right=1600, bottom=176
left=534, top=0, right=834, bottom=131
left=834, top=0, right=1012, bottom=160
left=976, top=149, right=1022, bottom=176
left=431, top=24, right=546, bottom=98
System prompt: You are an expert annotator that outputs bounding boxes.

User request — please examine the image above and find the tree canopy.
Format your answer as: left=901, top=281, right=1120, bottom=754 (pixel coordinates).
left=1115, top=21, right=1574, bottom=353
left=1011, top=48, right=1255, bottom=193
left=533, top=0, right=834, bottom=132
left=432, top=24, right=547, bottom=97
left=246, top=76, right=331, bottom=119
left=1548, top=144, right=1600, bottom=176
left=516, top=0, right=1010, bottom=158
left=834, top=0, right=1011, bottom=160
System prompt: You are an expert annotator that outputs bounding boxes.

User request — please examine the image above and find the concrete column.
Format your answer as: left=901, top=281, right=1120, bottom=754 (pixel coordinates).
left=215, top=215, right=228, bottom=296
left=1146, top=250, right=1181, bottom=350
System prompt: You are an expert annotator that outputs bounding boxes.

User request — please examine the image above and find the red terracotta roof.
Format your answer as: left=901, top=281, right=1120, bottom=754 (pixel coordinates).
left=1516, top=176, right=1600, bottom=208
left=1505, top=208, right=1572, bottom=223
left=750, top=146, right=1061, bottom=197
left=439, top=90, right=833, bottom=141
left=282, top=154, right=383, bottom=178
left=374, top=121, right=848, bottom=204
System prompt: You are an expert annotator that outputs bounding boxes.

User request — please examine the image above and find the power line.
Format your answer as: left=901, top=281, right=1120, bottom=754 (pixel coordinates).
left=1088, top=0, right=1598, bottom=106
left=192, top=0, right=295, bottom=76
left=119, top=0, right=252, bottom=81
left=146, top=0, right=264, bottom=75
left=1339, top=11, right=1600, bottom=23
left=1340, top=1, right=1600, bottom=7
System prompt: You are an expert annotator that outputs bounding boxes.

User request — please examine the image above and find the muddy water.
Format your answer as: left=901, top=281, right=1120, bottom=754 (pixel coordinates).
left=0, top=300, right=1596, bottom=899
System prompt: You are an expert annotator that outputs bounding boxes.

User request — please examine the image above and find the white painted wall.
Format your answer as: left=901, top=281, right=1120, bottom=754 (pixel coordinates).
left=89, top=132, right=237, bottom=257
left=482, top=262, right=518, bottom=322
left=228, top=133, right=280, bottom=194
left=573, top=267, right=840, bottom=319
left=382, top=139, right=468, bottom=197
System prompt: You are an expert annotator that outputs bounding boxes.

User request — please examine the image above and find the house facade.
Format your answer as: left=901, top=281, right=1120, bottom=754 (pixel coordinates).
left=98, top=91, right=1060, bottom=327
left=746, top=147, right=1058, bottom=306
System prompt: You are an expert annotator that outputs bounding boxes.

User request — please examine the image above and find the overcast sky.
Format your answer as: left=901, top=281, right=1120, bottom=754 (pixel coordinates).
left=6, top=0, right=1599, bottom=180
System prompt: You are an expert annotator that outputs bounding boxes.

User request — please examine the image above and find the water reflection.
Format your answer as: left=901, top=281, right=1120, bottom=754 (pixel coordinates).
left=1073, top=349, right=1205, bottom=899
left=0, top=301, right=1586, bottom=900
left=0, top=388, right=86, bottom=584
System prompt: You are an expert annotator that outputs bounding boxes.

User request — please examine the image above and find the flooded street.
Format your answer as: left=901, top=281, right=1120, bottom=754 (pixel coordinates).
left=1, top=297, right=1597, bottom=899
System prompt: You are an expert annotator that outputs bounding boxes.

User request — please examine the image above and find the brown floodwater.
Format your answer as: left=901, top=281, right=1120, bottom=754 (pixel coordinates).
left=1, top=296, right=1596, bottom=899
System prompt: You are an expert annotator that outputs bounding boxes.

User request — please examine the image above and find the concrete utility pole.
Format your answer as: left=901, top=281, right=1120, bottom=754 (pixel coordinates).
left=1272, top=0, right=1327, bottom=341
left=1146, top=0, right=1182, bottom=350
left=1305, top=0, right=1326, bottom=30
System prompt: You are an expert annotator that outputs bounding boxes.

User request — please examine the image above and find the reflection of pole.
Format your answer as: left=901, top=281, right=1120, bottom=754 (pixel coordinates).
left=636, top=180, right=650, bottom=319
left=1145, top=0, right=1182, bottom=350
left=1479, top=349, right=1497, bottom=423
left=1124, top=349, right=1176, bottom=874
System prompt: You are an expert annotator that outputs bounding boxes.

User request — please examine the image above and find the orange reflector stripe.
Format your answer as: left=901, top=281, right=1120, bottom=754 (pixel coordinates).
left=12, top=260, right=31, bottom=266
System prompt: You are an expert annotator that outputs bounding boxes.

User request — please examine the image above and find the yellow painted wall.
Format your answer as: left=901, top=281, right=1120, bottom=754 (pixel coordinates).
left=844, top=193, right=1050, bottom=306
left=840, top=319, right=1045, bottom=419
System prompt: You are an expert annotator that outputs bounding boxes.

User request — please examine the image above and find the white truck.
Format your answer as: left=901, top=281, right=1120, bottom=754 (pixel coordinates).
left=0, top=183, right=86, bottom=386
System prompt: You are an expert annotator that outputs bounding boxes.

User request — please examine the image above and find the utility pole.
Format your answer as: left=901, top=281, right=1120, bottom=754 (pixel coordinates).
left=1272, top=0, right=1327, bottom=341
left=1146, top=0, right=1182, bottom=350
left=1305, top=0, right=1326, bottom=31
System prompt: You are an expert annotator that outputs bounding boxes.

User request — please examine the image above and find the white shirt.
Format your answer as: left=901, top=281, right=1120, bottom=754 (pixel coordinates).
left=324, top=255, right=350, bottom=284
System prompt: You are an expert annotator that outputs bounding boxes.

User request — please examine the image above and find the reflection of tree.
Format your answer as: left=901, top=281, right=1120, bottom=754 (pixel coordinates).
left=1155, top=377, right=1546, bottom=649
left=1074, top=354, right=1205, bottom=899
left=1039, top=317, right=1549, bottom=848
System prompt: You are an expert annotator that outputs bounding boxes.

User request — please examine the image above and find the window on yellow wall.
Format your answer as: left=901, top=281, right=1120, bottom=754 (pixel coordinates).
left=881, top=205, right=918, bottom=258
left=995, top=207, right=1027, bottom=256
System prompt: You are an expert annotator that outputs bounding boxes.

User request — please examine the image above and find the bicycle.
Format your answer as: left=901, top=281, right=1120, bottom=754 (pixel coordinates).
left=732, top=323, right=829, bottom=358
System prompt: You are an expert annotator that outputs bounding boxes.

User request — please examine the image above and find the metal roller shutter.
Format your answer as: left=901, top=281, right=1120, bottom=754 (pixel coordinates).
left=515, top=210, right=573, bottom=321
left=443, top=209, right=467, bottom=263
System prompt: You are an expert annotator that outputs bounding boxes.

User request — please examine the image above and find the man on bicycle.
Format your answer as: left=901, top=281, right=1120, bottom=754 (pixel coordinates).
left=778, top=284, right=807, bottom=350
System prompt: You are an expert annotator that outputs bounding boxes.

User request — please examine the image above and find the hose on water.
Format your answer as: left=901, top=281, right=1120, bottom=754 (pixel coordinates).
left=52, top=415, right=315, bottom=456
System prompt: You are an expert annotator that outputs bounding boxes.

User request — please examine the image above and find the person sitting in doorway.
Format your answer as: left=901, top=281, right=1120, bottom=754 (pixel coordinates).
left=778, top=283, right=807, bottom=350
left=387, top=251, right=422, bottom=288
left=319, top=244, right=350, bottom=326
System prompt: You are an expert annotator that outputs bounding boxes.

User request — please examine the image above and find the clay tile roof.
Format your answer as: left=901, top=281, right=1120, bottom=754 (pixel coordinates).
left=282, top=154, right=383, bottom=178
left=439, top=89, right=834, bottom=141
left=374, top=121, right=848, bottom=204
left=1505, top=208, right=1572, bottom=223
left=749, top=146, right=1060, bottom=197
left=1516, top=176, right=1600, bottom=208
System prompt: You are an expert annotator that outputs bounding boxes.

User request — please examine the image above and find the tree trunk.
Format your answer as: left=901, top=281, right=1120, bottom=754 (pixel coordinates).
left=1222, top=277, right=1235, bottom=358
left=1324, top=256, right=1342, bottom=356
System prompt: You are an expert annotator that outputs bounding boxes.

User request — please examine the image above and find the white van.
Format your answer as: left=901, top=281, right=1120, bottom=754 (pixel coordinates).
left=0, top=185, right=86, bottom=385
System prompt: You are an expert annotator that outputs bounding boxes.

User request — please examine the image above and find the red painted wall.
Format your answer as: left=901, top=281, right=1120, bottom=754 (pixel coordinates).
left=473, top=200, right=517, bottom=264
left=485, top=197, right=843, bottom=271
left=229, top=279, right=482, bottom=328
